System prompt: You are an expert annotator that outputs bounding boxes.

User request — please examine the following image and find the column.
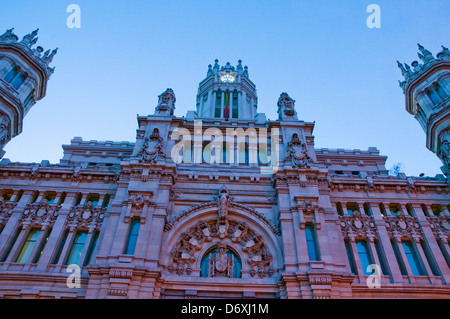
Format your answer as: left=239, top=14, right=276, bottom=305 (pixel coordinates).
left=348, top=235, right=364, bottom=283
left=292, top=210, right=308, bottom=267
left=110, top=204, right=132, bottom=256
left=371, top=203, right=404, bottom=283
left=54, top=226, right=77, bottom=271
left=78, top=227, right=96, bottom=267
left=212, top=91, right=217, bottom=118
left=35, top=193, right=76, bottom=271
left=367, top=235, right=385, bottom=284
left=413, top=204, right=450, bottom=284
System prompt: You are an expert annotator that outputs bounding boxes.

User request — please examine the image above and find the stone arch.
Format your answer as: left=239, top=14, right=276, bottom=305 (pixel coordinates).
left=161, top=206, right=283, bottom=279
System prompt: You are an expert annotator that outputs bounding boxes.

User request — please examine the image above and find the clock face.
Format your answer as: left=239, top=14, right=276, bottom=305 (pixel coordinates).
left=221, top=74, right=235, bottom=83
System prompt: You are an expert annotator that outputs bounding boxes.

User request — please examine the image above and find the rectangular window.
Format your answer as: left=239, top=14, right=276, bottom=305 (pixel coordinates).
left=336, top=202, right=344, bottom=216
left=215, top=91, right=222, bottom=118
left=124, top=219, right=140, bottom=255
left=33, top=230, right=51, bottom=264
left=356, top=241, right=373, bottom=275
left=402, top=241, right=426, bottom=276
left=52, top=230, right=68, bottom=264
left=87, top=194, right=100, bottom=207
left=66, top=231, right=88, bottom=265
left=305, top=225, right=320, bottom=261
left=363, top=203, right=372, bottom=216
left=16, top=229, right=41, bottom=263
left=44, top=193, right=56, bottom=204
left=389, top=204, right=400, bottom=217
left=232, top=91, right=239, bottom=119
left=84, top=232, right=99, bottom=266
left=346, top=203, right=359, bottom=216
left=11, top=72, right=26, bottom=90
left=3, top=67, right=18, bottom=83
left=345, top=240, right=357, bottom=274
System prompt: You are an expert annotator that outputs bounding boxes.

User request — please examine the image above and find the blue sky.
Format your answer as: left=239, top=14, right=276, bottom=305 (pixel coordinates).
left=1, top=0, right=449, bottom=176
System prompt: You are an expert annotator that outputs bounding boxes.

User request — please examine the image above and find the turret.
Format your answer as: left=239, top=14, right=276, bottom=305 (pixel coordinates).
left=0, top=28, right=57, bottom=158
left=194, top=60, right=264, bottom=122
left=398, top=44, right=450, bottom=175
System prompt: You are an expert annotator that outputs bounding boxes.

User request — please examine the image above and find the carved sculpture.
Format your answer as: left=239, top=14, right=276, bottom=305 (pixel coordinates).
left=285, top=133, right=314, bottom=168
left=137, top=128, right=166, bottom=163
left=277, top=92, right=297, bottom=120
left=209, top=244, right=234, bottom=278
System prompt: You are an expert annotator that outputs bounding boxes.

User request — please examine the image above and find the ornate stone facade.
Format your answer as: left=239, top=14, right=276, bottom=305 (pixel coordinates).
left=0, top=58, right=448, bottom=299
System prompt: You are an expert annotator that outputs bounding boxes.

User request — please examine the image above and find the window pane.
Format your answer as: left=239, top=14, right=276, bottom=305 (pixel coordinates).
left=305, top=226, right=319, bottom=261
left=85, top=232, right=99, bottom=266
left=402, top=242, right=426, bottom=276
left=66, top=232, right=88, bottom=265
left=16, top=229, right=41, bottom=263
left=34, top=230, right=51, bottom=264
left=4, top=67, right=17, bottom=83
left=356, top=241, right=372, bottom=275
left=345, top=240, right=357, bottom=274
left=11, top=73, right=26, bottom=89
left=124, top=220, right=140, bottom=255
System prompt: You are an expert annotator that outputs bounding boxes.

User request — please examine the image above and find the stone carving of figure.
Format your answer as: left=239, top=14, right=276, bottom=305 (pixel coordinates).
left=284, top=133, right=314, bottom=168
left=217, top=186, right=231, bottom=219
left=0, top=116, right=10, bottom=150
left=20, top=29, right=39, bottom=47
left=0, top=28, right=18, bottom=42
left=209, top=245, right=234, bottom=278
left=155, top=88, right=176, bottom=115
left=137, top=128, right=165, bottom=163
left=439, top=139, right=450, bottom=167
left=277, top=92, right=297, bottom=120
left=418, top=43, right=435, bottom=64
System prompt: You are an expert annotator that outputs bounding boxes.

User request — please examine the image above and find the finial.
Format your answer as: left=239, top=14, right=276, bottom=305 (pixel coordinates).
left=21, top=28, right=40, bottom=47
left=0, top=28, right=18, bottom=42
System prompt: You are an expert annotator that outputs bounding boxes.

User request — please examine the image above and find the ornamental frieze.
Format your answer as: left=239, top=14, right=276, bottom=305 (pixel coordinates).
left=67, top=202, right=106, bottom=228
left=22, top=201, right=60, bottom=226
left=339, top=211, right=377, bottom=239
left=383, top=211, right=422, bottom=240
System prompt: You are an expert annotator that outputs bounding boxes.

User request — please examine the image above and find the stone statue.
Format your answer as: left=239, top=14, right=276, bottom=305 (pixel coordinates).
left=155, top=88, right=176, bottom=115
left=285, top=133, right=314, bottom=168
left=20, top=29, right=39, bottom=47
left=418, top=43, right=435, bottom=64
left=217, top=185, right=231, bottom=219
left=277, top=92, right=297, bottom=120
left=439, top=139, right=450, bottom=167
left=0, top=116, right=10, bottom=150
left=137, top=128, right=166, bottom=163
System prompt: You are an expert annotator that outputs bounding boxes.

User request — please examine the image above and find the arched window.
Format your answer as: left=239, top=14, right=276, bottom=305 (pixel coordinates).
left=434, top=82, right=449, bottom=100
left=426, top=87, right=442, bottom=105
left=3, top=66, right=18, bottom=83
left=200, top=246, right=242, bottom=278
left=215, top=90, right=222, bottom=118
left=232, top=90, right=239, bottom=119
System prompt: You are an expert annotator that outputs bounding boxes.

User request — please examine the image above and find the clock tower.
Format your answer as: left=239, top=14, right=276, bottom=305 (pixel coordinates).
left=194, top=60, right=263, bottom=122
